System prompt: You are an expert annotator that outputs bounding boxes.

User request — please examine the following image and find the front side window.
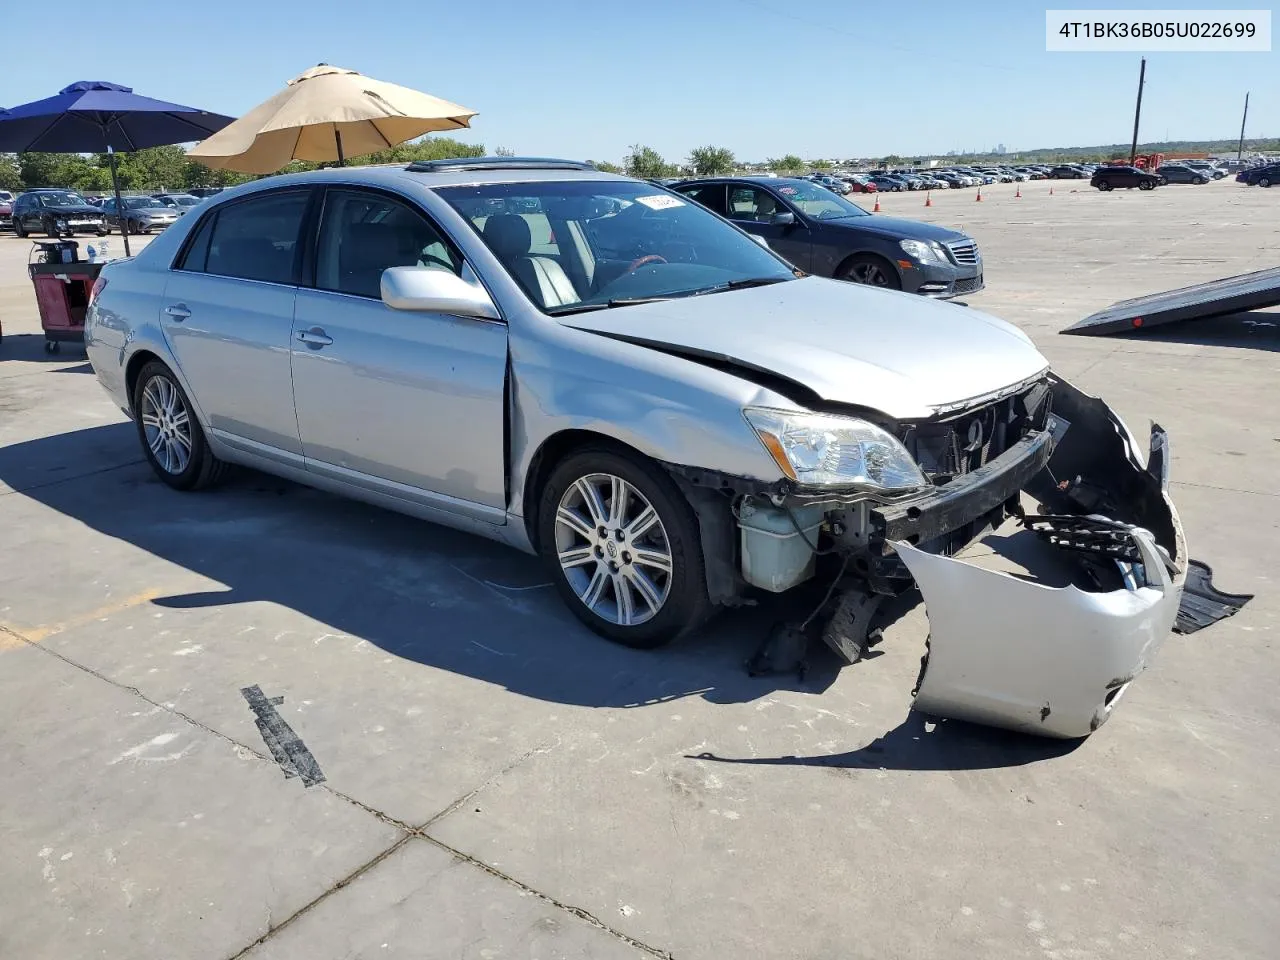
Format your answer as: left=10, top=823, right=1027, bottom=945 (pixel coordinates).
left=315, top=189, right=462, bottom=300
left=437, top=178, right=796, bottom=315
left=200, top=191, right=309, bottom=285
left=727, top=186, right=787, bottom=223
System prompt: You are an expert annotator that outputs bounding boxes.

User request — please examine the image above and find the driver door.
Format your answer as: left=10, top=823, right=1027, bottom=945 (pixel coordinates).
left=724, top=184, right=812, bottom=271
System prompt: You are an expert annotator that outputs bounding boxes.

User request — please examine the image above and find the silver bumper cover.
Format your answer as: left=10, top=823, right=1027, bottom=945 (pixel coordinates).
left=894, top=377, right=1186, bottom=739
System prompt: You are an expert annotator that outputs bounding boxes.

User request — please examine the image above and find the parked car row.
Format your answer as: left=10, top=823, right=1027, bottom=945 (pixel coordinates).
left=1236, top=162, right=1280, bottom=187
left=2, top=190, right=208, bottom=237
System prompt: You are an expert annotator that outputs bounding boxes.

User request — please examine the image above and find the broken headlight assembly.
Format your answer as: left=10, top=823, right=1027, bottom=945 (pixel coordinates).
left=743, top=408, right=927, bottom=492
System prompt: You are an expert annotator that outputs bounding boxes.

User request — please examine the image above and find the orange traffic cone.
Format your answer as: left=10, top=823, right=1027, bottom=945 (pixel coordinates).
left=924, top=191, right=932, bottom=207
left=1049, top=185, right=1054, bottom=196
left=975, top=187, right=983, bottom=202
left=873, top=194, right=881, bottom=212
left=1015, top=185, right=1021, bottom=198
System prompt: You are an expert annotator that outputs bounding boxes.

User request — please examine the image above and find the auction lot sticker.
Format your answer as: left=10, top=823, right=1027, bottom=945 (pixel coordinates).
left=636, top=195, right=685, bottom=211
left=1046, top=9, right=1271, bottom=51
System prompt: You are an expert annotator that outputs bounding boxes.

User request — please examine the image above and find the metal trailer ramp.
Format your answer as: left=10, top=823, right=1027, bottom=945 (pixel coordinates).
left=1063, top=266, right=1280, bottom=336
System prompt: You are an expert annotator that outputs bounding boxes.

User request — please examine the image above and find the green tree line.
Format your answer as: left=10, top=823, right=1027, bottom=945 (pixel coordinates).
left=0, top=137, right=487, bottom=194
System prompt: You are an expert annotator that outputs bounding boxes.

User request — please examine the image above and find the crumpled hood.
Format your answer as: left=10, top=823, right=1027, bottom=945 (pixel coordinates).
left=560, top=277, right=1048, bottom=420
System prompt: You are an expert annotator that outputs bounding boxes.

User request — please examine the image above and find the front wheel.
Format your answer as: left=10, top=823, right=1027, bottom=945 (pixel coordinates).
left=132, top=361, right=229, bottom=491
left=44, top=219, right=60, bottom=239
left=537, top=447, right=710, bottom=648
left=840, top=254, right=902, bottom=290
left=14, top=220, right=27, bottom=238
left=1139, top=180, right=1154, bottom=191
left=1260, top=177, right=1273, bottom=188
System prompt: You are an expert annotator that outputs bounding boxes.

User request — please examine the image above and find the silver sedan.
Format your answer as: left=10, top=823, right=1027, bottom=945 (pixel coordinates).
left=86, top=160, right=1186, bottom=738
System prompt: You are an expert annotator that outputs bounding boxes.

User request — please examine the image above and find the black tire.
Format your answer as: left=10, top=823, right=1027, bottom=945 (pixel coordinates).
left=839, top=253, right=902, bottom=291
left=131, top=360, right=229, bottom=491
left=1097, top=181, right=1112, bottom=192
left=1260, top=177, right=1272, bottom=189
left=97, top=228, right=109, bottom=237
left=44, top=219, right=59, bottom=239
left=1139, top=180, right=1154, bottom=191
left=1196, top=177, right=1208, bottom=185
left=14, top=219, right=27, bottom=238
left=536, top=446, right=711, bottom=648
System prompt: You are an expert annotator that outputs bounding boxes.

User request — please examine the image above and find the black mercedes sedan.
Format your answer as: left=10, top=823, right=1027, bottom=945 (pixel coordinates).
left=672, top=176, right=983, bottom=298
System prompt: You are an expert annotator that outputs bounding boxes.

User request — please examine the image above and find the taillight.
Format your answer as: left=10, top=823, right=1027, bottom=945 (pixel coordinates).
left=88, top=276, right=108, bottom=306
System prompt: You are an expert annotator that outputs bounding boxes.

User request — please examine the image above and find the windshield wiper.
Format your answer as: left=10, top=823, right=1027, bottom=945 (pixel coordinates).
left=683, top=276, right=793, bottom=297
left=548, top=296, right=672, bottom=316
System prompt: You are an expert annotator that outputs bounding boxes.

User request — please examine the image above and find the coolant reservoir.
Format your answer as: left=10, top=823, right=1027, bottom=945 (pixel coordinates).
left=737, top=501, right=826, bottom=592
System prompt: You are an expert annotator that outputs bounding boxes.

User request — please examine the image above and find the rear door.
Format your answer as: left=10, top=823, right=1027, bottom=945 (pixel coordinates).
left=159, top=189, right=311, bottom=462
left=289, top=187, right=509, bottom=519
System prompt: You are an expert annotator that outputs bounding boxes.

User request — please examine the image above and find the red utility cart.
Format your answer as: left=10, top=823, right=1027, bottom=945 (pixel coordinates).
left=27, top=259, right=103, bottom=353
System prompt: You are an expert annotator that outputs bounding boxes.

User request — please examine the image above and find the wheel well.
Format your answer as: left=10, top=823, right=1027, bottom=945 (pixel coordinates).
left=124, top=350, right=162, bottom=413
left=521, top=429, right=651, bottom=549
left=835, top=250, right=896, bottom=280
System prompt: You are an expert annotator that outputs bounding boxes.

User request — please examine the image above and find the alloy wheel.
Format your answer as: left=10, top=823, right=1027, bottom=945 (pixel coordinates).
left=554, top=473, right=673, bottom=626
left=140, top=375, right=193, bottom=475
left=849, top=262, right=890, bottom=286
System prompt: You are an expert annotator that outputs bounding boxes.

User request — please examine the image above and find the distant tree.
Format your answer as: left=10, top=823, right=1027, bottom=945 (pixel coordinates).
left=881, top=154, right=904, bottom=167
left=768, top=154, right=804, bottom=173
left=0, top=154, right=22, bottom=191
left=810, top=159, right=832, bottom=171
left=591, top=160, right=623, bottom=173
left=17, top=153, right=62, bottom=187
left=625, top=144, right=675, bottom=179
left=494, top=146, right=516, bottom=157
left=688, top=144, right=736, bottom=176
left=114, top=146, right=189, bottom=191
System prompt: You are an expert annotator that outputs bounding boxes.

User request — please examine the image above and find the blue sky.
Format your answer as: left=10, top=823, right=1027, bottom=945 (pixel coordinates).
left=4, top=0, right=1274, bottom=161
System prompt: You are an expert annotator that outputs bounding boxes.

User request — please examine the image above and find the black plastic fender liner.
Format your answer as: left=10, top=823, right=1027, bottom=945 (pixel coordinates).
left=1062, top=266, right=1280, bottom=336
left=1175, top=561, right=1254, bottom=634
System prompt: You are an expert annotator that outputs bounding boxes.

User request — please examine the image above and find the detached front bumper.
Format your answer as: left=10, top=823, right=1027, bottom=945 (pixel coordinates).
left=893, top=377, right=1186, bottom=738
left=903, top=262, right=985, bottom=299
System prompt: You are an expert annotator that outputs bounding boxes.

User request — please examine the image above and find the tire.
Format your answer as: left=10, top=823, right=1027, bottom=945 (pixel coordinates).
left=1196, top=177, right=1208, bottom=185
left=1097, top=181, right=1112, bottom=192
left=97, top=228, right=109, bottom=237
left=131, top=361, right=229, bottom=491
left=1260, top=177, right=1272, bottom=189
left=14, top=219, right=26, bottom=238
left=839, top=254, right=902, bottom=290
left=44, top=219, right=59, bottom=239
left=536, top=446, right=710, bottom=648
left=1139, top=180, right=1154, bottom=191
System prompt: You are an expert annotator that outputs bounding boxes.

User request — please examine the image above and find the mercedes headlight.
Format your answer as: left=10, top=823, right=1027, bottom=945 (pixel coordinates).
left=744, top=408, right=927, bottom=491
left=899, top=239, right=950, bottom=264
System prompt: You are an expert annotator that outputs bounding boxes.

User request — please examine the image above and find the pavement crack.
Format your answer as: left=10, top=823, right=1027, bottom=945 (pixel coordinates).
left=0, top=459, right=144, bottom=497
left=418, top=834, right=675, bottom=959
left=224, top=835, right=413, bottom=960
left=418, top=736, right=562, bottom=829
left=0, top=624, right=413, bottom=833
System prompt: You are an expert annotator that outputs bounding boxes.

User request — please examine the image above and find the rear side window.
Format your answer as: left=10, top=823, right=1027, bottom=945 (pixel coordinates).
left=194, top=191, right=309, bottom=285
left=677, top=183, right=727, bottom=215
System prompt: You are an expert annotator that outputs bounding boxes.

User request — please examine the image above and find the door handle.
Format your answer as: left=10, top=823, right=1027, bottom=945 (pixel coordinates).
left=296, top=327, right=333, bottom=347
left=164, top=304, right=191, bottom=321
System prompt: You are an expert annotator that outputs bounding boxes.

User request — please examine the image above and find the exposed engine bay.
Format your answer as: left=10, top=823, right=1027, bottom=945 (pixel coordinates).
left=673, top=374, right=1217, bottom=739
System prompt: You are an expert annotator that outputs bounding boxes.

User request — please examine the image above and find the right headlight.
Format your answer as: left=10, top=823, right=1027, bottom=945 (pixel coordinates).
left=743, top=408, right=928, bottom=491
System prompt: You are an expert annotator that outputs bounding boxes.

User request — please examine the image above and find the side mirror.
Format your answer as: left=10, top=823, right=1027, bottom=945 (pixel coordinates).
left=772, top=211, right=796, bottom=226
left=381, top=266, right=501, bottom=320
left=750, top=234, right=771, bottom=250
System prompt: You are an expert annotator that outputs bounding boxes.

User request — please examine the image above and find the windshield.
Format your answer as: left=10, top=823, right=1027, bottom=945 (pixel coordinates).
left=125, top=197, right=162, bottom=209
left=172, top=196, right=201, bottom=206
left=438, top=179, right=797, bottom=315
left=39, top=192, right=89, bottom=207
left=771, top=180, right=869, bottom=220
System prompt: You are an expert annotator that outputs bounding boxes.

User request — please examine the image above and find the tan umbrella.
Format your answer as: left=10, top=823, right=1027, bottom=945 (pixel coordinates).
left=188, top=64, right=477, bottom=174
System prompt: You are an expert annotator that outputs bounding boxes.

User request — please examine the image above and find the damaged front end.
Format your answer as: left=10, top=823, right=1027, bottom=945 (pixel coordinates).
left=898, top=377, right=1185, bottom=739
left=680, top=374, right=1186, bottom=739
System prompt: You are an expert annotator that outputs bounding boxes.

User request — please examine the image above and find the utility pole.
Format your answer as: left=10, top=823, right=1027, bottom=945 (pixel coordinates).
left=1237, top=92, right=1250, bottom=162
left=1129, top=57, right=1147, bottom=166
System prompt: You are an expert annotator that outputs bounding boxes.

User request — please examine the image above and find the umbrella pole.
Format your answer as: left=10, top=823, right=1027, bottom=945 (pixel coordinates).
left=334, top=127, right=346, bottom=167
left=108, top=147, right=131, bottom=257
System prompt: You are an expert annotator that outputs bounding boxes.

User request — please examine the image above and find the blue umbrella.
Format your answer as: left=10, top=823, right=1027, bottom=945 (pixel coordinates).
left=0, top=81, right=234, bottom=254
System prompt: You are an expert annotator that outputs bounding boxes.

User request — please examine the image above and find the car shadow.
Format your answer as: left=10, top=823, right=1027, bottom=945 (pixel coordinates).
left=0, top=423, right=875, bottom=712
left=689, top=712, right=1081, bottom=772
left=1105, top=309, right=1280, bottom=352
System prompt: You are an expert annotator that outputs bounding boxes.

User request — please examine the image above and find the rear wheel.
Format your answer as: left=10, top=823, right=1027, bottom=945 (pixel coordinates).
left=840, top=254, right=902, bottom=290
left=132, top=361, right=229, bottom=491
left=1097, top=181, right=1112, bottom=192
left=14, top=219, right=27, bottom=238
left=1260, top=177, right=1273, bottom=188
left=1139, top=180, right=1154, bottom=191
left=537, top=447, right=710, bottom=648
